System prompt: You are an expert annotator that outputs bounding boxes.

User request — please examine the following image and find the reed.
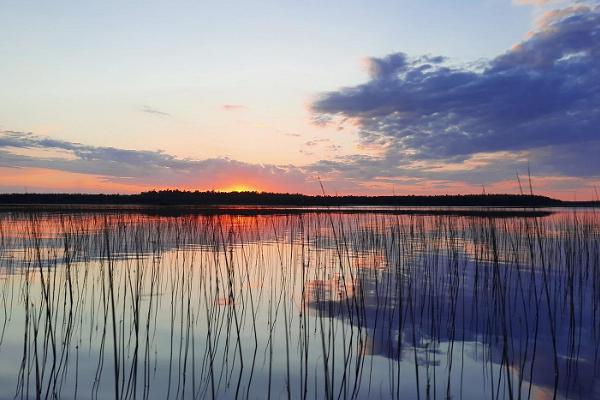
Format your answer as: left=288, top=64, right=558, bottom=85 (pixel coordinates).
left=0, top=208, right=597, bottom=399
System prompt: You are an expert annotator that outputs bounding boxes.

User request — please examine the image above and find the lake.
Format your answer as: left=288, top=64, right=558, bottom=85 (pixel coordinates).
left=0, top=207, right=598, bottom=399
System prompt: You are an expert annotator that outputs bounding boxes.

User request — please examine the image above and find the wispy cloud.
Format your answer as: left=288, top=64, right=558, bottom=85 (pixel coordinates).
left=304, top=138, right=330, bottom=147
left=140, top=105, right=171, bottom=117
left=0, top=130, right=597, bottom=197
left=0, top=131, right=310, bottom=192
left=513, top=0, right=553, bottom=6
left=222, top=104, right=247, bottom=111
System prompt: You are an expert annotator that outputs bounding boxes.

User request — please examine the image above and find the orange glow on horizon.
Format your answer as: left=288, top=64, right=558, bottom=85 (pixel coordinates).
left=1, top=167, right=599, bottom=201
left=218, top=183, right=260, bottom=193
left=0, top=167, right=147, bottom=193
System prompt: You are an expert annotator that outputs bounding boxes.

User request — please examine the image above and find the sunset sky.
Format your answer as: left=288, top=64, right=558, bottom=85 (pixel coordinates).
left=1, top=1, right=599, bottom=199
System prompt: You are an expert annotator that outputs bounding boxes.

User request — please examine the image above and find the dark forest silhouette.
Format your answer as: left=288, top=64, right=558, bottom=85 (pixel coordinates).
left=0, top=190, right=598, bottom=207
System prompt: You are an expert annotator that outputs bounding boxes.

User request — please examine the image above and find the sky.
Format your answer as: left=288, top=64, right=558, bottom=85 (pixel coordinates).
left=0, top=0, right=599, bottom=199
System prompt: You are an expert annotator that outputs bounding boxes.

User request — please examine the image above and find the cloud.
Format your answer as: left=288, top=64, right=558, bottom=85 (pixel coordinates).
left=534, top=4, right=593, bottom=28
left=304, top=138, right=330, bottom=147
left=311, top=5, right=600, bottom=183
left=513, top=0, right=552, bottom=6
left=222, top=104, right=247, bottom=111
left=0, top=130, right=597, bottom=197
left=0, top=131, right=310, bottom=192
left=141, top=106, right=171, bottom=117
left=3, top=6, right=600, bottom=199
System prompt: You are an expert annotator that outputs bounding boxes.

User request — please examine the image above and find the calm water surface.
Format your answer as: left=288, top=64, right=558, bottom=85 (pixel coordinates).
left=0, top=208, right=599, bottom=399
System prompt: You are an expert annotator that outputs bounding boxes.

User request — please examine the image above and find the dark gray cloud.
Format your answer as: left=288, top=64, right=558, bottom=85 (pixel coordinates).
left=311, top=5, right=600, bottom=179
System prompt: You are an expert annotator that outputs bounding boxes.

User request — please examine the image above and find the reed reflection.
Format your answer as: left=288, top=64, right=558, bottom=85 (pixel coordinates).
left=0, top=209, right=598, bottom=399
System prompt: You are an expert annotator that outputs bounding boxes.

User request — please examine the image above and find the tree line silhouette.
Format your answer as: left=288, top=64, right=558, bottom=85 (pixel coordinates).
left=0, top=190, right=597, bottom=207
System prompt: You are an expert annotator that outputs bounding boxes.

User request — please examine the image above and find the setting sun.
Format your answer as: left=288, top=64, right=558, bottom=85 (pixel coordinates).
left=219, top=184, right=259, bottom=193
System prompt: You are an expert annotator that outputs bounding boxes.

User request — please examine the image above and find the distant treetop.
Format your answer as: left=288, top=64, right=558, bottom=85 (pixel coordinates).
left=0, top=190, right=597, bottom=207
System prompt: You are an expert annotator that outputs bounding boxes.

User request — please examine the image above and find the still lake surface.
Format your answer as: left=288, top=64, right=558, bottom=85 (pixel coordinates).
left=0, top=207, right=598, bottom=399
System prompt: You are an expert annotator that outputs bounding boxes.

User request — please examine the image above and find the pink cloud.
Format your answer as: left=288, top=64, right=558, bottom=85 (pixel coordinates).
left=222, top=104, right=247, bottom=111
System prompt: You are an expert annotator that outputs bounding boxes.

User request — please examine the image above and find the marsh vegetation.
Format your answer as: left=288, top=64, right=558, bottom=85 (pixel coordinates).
left=0, top=207, right=598, bottom=399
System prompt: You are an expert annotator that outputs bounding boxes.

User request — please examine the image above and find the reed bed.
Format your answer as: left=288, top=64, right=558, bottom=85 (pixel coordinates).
left=0, top=209, right=598, bottom=399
